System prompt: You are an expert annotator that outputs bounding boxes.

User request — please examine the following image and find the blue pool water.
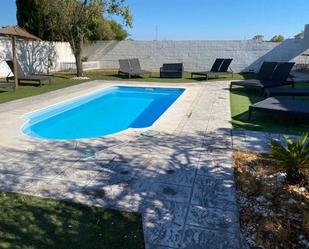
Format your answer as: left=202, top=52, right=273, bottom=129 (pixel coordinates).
left=23, top=86, right=184, bottom=140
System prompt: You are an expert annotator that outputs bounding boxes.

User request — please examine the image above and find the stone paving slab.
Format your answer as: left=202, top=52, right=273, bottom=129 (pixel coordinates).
left=181, top=226, right=240, bottom=249
left=232, top=129, right=300, bottom=153
left=187, top=205, right=239, bottom=234
left=0, top=80, right=240, bottom=249
left=191, top=176, right=237, bottom=212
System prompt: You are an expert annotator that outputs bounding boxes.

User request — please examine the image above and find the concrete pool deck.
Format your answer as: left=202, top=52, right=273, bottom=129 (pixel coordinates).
left=0, top=80, right=240, bottom=248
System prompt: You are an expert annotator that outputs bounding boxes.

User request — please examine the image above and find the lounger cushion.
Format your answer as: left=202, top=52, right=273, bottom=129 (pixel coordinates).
left=231, top=79, right=263, bottom=88
left=231, top=79, right=293, bottom=89
left=266, top=88, right=309, bottom=97
left=160, top=63, right=183, bottom=78
left=257, top=62, right=278, bottom=81
left=250, top=97, right=309, bottom=117
left=0, top=82, right=15, bottom=88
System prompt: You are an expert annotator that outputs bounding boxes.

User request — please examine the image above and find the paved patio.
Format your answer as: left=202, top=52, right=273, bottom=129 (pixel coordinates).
left=0, top=80, right=240, bottom=249
left=232, top=129, right=300, bottom=153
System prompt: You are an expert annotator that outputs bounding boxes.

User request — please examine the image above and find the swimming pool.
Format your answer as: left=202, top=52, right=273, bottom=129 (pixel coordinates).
left=23, top=86, right=184, bottom=140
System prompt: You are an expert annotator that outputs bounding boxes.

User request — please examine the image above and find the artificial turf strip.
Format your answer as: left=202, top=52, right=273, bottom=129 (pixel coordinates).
left=0, top=192, right=145, bottom=249
left=0, top=70, right=249, bottom=104
left=230, top=83, right=309, bottom=135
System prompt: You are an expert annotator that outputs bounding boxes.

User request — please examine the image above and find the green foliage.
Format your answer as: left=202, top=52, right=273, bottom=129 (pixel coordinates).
left=88, top=19, right=128, bottom=41
left=16, top=0, right=132, bottom=77
left=109, top=20, right=129, bottom=40
left=252, top=35, right=264, bottom=41
left=16, top=0, right=130, bottom=42
left=268, top=133, right=309, bottom=184
left=294, top=31, right=304, bottom=39
left=16, top=0, right=63, bottom=41
left=270, top=35, right=285, bottom=42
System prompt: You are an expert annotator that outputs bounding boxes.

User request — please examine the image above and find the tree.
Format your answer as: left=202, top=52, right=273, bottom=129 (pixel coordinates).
left=268, top=133, right=309, bottom=185
left=16, top=0, right=64, bottom=41
left=252, top=35, right=264, bottom=41
left=270, top=35, right=284, bottom=42
left=16, top=0, right=132, bottom=77
left=109, top=20, right=129, bottom=40
left=88, top=18, right=129, bottom=41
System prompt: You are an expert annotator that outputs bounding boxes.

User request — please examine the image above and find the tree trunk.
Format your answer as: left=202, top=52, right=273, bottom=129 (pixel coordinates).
left=286, top=167, right=302, bottom=185
left=70, top=38, right=84, bottom=77
left=74, top=50, right=84, bottom=77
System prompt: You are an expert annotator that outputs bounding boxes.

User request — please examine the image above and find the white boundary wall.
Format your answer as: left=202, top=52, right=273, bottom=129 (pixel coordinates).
left=83, top=39, right=309, bottom=73
left=0, top=38, right=75, bottom=78
left=1, top=24, right=309, bottom=76
left=83, top=24, right=309, bottom=72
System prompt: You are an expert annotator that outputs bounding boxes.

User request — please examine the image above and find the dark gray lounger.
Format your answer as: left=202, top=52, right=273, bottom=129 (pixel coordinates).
left=0, top=82, right=15, bottom=91
left=160, top=63, right=183, bottom=78
left=230, top=62, right=295, bottom=91
left=6, top=60, right=51, bottom=86
left=191, top=58, right=233, bottom=80
left=248, top=97, right=309, bottom=120
left=265, top=88, right=309, bottom=97
left=129, top=58, right=151, bottom=77
left=118, top=58, right=151, bottom=78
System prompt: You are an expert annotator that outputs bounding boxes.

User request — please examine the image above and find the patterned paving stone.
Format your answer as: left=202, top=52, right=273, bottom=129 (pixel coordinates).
left=150, top=183, right=192, bottom=203
left=129, top=178, right=154, bottom=197
left=143, top=210, right=185, bottom=248
left=0, top=82, right=241, bottom=248
left=145, top=159, right=196, bottom=187
left=191, top=176, right=237, bottom=212
left=181, top=226, right=240, bottom=249
left=55, top=167, right=99, bottom=183
left=29, top=179, right=94, bottom=204
left=22, top=163, right=66, bottom=179
left=187, top=205, right=239, bottom=234
left=147, top=200, right=189, bottom=224
left=145, top=244, right=176, bottom=249
left=232, top=129, right=300, bottom=153
left=197, top=152, right=234, bottom=180
left=0, top=175, right=52, bottom=197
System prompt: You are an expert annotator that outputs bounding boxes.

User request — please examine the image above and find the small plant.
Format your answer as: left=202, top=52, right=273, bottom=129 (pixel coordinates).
left=81, top=56, right=89, bottom=62
left=268, top=133, right=309, bottom=185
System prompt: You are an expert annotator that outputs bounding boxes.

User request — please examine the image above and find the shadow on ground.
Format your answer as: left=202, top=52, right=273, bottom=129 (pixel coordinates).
left=0, top=129, right=240, bottom=249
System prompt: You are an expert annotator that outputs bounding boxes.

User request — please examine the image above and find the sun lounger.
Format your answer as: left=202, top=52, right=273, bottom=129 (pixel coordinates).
left=160, top=63, right=184, bottom=78
left=118, top=59, right=132, bottom=77
left=191, top=58, right=233, bottom=80
left=248, top=97, right=309, bottom=120
left=265, top=88, right=309, bottom=97
left=6, top=60, right=51, bottom=86
left=230, top=62, right=295, bottom=91
left=0, top=82, right=15, bottom=91
left=129, top=58, right=151, bottom=76
left=118, top=58, right=151, bottom=78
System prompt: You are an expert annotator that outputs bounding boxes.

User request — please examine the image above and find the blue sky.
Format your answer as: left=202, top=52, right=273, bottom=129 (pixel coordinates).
left=0, top=0, right=308, bottom=40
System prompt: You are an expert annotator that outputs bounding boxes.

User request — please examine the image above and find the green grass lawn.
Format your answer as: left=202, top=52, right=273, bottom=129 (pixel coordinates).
left=0, top=70, right=248, bottom=104
left=0, top=192, right=144, bottom=249
left=230, top=83, right=309, bottom=135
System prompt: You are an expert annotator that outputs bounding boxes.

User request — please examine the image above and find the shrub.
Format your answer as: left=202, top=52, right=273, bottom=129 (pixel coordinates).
left=270, top=35, right=284, bottom=42
left=268, top=133, right=309, bottom=184
left=81, top=56, right=89, bottom=62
